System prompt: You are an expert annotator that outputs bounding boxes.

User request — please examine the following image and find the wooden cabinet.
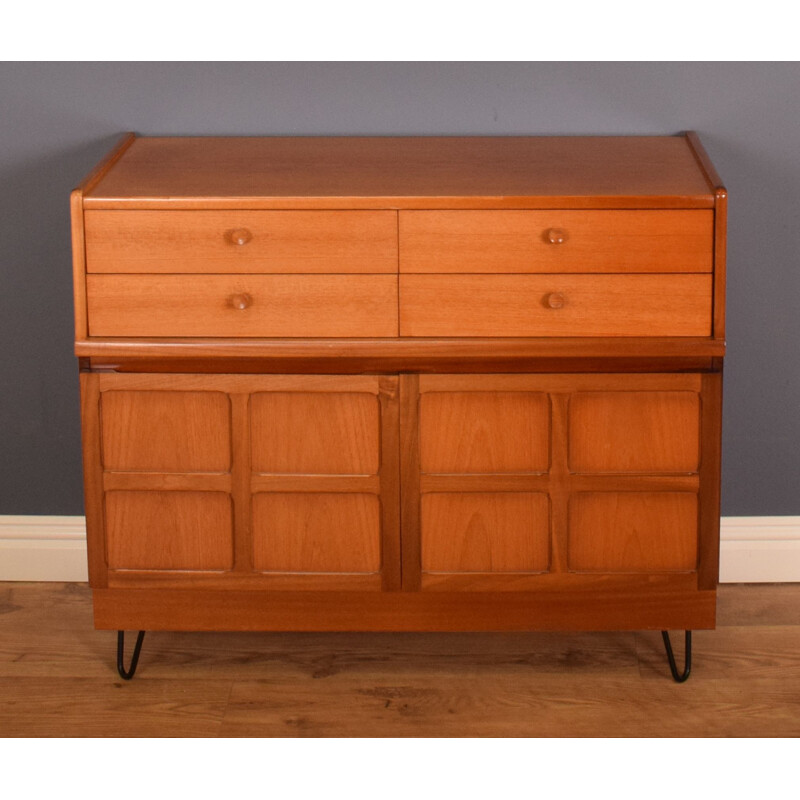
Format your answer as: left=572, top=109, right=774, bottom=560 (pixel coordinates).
left=402, top=373, right=719, bottom=593
left=81, top=374, right=401, bottom=591
left=71, top=134, right=725, bottom=651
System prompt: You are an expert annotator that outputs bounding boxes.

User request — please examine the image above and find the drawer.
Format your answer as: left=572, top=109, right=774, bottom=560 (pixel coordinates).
left=399, top=210, right=713, bottom=273
left=399, top=274, right=712, bottom=337
left=84, top=210, right=398, bottom=274
left=87, top=274, right=398, bottom=337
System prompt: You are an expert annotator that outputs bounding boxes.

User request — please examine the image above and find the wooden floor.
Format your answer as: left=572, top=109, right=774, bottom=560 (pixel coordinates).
left=0, top=582, right=798, bottom=737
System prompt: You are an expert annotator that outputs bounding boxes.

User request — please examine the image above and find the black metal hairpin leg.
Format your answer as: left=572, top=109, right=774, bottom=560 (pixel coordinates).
left=661, top=630, right=692, bottom=682
left=117, top=630, right=146, bottom=680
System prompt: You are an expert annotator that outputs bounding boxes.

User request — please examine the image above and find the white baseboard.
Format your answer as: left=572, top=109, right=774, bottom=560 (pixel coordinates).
left=1, top=515, right=799, bottom=583
left=719, top=516, right=800, bottom=583
left=0, top=516, right=89, bottom=581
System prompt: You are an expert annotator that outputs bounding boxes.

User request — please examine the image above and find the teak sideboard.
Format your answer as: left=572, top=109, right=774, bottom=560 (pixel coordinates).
left=71, top=134, right=726, bottom=680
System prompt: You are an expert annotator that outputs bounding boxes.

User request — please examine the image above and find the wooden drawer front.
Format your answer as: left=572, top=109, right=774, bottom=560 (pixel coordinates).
left=87, top=274, right=398, bottom=337
left=400, top=210, right=713, bottom=273
left=400, top=274, right=712, bottom=337
left=84, top=210, right=398, bottom=274
left=568, top=492, right=698, bottom=572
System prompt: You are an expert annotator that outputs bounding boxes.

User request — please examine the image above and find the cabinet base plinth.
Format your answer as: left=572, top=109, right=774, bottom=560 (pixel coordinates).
left=93, top=588, right=716, bottom=633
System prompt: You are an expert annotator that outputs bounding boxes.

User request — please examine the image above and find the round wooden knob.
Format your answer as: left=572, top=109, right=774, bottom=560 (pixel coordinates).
left=545, top=292, right=566, bottom=309
left=227, top=228, right=253, bottom=246
left=229, top=293, right=253, bottom=310
left=545, top=228, right=568, bottom=244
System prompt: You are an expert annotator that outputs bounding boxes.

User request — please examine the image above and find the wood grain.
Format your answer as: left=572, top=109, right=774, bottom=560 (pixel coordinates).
left=252, top=493, right=382, bottom=574
left=71, top=134, right=137, bottom=342
left=698, top=372, right=723, bottom=589
left=378, top=377, right=402, bottom=591
left=71, top=190, right=89, bottom=341
left=95, top=373, right=383, bottom=394
left=399, top=374, right=422, bottom=592
left=81, top=135, right=715, bottom=209
left=400, top=210, right=713, bottom=273
left=250, top=391, right=380, bottom=475
left=105, top=491, right=234, bottom=570
left=713, top=188, right=728, bottom=339
left=75, top=337, right=727, bottom=361
left=568, top=391, right=700, bottom=473
left=686, top=130, right=728, bottom=341
left=71, top=133, right=726, bottom=664
left=419, top=391, right=550, bottom=474
left=100, top=390, right=231, bottom=472
left=568, top=492, right=698, bottom=572
left=86, top=274, right=399, bottom=338
left=85, top=209, right=398, bottom=274
left=400, top=274, right=712, bottom=337
left=421, top=492, right=550, bottom=573
left=230, top=393, right=253, bottom=574
left=91, top=585, right=716, bottom=632
left=79, top=373, right=107, bottom=587
left=419, top=373, right=703, bottom=393
left=4, top=584, right=793, bottom=738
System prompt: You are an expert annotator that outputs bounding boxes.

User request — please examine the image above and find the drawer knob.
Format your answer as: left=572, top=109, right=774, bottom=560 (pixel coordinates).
left=544, top=292, right=566, bottom=309
left=227, top=228, right=253, bottom=246
left=545, top=228, right=568, bottom=244
left=229, top=293, right=253, bottom=310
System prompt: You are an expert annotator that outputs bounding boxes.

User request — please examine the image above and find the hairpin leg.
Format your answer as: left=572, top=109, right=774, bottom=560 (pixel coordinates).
left=661, top=630, right=691, bottom=682
left=117, top=630, right=146, bottom=680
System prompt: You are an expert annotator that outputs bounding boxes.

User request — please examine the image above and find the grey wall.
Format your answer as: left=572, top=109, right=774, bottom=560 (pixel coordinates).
left=1, top=62, right=798, bottom=516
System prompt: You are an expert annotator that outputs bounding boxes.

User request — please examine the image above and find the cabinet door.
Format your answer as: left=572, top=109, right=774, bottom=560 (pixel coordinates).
left=402, top=373, right=719, bottom=592
left=81, top=374, right=400, bottom=591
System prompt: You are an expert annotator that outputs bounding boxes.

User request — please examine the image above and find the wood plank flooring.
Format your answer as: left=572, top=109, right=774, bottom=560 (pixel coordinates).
left=0, top=582, right=798, bottom=736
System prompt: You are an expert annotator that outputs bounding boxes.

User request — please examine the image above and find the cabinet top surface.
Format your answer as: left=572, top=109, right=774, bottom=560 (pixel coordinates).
left=81, top=135, right=719, bottom=209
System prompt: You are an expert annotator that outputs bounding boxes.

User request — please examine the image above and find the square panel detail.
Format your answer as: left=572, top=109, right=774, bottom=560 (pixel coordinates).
left=422, top=492, right=550, bottom=573
left=250, top=392, right=380, bottom=475
left=100, top=391, right=231, bottom=472
left=252, top=493, right=381, bottom=573
left=568, top=492, right=698, bottom=572
left=420, top=392, right=550, bottom=474
left=105, top=491, right=233, bottom=570
left=569, top=391, right=700, bottom=473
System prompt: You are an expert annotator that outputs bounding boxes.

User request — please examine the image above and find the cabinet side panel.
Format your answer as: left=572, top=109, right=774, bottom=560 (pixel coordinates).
left=71, top=191, right=88, bottom=341
left=80, top=373, right=107, bottom=587
left=72, top=134, right=136, bottom=343
left=698, top=371, right=723, bottom=589
left=713, top=191, right=728, bottom=339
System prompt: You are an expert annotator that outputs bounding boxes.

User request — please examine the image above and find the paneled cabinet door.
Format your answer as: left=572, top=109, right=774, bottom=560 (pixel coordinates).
left=401, top=373, right=720, bottom=592
left=81, top=373, right=401, bottom=591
